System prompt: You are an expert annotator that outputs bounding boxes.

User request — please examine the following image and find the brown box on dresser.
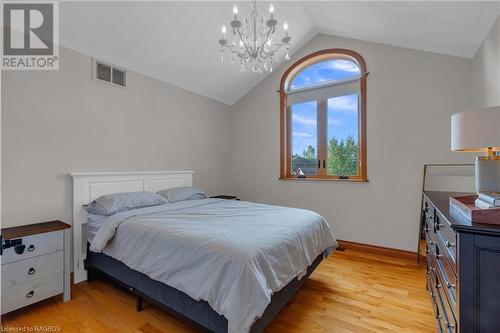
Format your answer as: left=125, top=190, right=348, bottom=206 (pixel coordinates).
left=423, top=191, right=500, bottom=333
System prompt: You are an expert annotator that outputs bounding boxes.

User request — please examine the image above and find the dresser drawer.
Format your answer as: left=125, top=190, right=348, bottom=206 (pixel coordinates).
left=0, top=272, right=63, bottom=314
left=435, top=212, right=457, bottom=266
left=435, top=243, right=457, bottom=313
left=424, top=198, right=435, bottom=225
left=2, top=231, right=63, bottom=264
left=435, top=273, right=456, bottom=333
left=1, top=251, right=63, bottom=290
left=427, top=268, right=444, bottom=333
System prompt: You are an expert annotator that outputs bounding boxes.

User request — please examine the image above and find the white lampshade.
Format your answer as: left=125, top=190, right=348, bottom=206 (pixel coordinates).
left=451, top=106, right=500, bottom=152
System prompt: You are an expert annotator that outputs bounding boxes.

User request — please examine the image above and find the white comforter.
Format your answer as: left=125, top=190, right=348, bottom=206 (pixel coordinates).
left=90, top=199, right=337, bottom=333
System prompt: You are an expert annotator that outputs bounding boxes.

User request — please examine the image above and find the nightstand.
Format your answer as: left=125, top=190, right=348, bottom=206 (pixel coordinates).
left=1, top=220, right=71, bottom=314
left=210, top=195, right=240, bottom=200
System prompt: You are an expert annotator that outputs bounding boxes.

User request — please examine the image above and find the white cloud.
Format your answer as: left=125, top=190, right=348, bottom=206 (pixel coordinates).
left=292, top=114, right=316, bottom=126
left=292, top=131, right=314, bottom=138
left=324, top=60, right=360, bottom=73
left=328, top=95, right=358, bottom=113
left=328, top=118, right=343, bottom=126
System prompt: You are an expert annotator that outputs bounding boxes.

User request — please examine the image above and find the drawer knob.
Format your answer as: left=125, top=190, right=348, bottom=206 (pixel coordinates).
left=436, top=223, right=445, bottom=229
left=27, top=244, right=35, bottom=252
left=26, top=290, right=34, bottom=298
left=446, top=322, right=455, bottom=329
left=436, top=254, right=443, bottom=259
left=14, top=244, right=25, bottom=255
left=28, top=267, right=36, bottom=275
left=435, top=283, right=442, bottom=289
left=446, top=281, right=456, bottom=289
left=446, top=241, right=456, bottom=248
left=429, top=241, right=436, bottom=245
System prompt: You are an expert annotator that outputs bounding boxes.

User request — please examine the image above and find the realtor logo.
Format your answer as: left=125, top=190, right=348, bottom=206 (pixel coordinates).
left=2, top=1, right=59, bottom=70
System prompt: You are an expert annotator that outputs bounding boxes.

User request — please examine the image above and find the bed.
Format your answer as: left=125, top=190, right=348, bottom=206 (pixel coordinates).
left=71, top=171, right=337, bottom=333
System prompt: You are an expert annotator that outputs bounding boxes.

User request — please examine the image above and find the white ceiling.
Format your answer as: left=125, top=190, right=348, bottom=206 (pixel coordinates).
left=59, top=1, right=500, bottom=105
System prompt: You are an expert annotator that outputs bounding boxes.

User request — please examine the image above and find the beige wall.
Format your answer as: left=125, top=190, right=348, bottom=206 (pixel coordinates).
left=472, top=16, right=500, bottom=108
left=228, top=34, right=473, bottom=252
left=1, top=46, right=232, bottom=228
left=2, top=32, right=485, bottom=252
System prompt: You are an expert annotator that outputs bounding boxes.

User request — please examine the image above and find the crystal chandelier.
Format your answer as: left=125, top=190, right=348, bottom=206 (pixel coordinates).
left=218, top=1, right=291, bottom=73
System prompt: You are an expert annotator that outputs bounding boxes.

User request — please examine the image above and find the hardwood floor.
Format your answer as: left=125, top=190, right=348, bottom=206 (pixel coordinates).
left=1, top=249, right=435, bottom=333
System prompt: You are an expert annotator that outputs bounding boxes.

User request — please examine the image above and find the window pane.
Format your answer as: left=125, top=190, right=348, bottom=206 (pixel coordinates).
left=291, top=101, right=317, bottom=176
left=291, top=59, right=360, bottom=90
left=327, top=93, right=359, bottom=176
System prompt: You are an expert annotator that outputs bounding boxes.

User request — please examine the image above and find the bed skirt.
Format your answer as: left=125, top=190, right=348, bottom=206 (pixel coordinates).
left=86, top=244, right=323, bottom=333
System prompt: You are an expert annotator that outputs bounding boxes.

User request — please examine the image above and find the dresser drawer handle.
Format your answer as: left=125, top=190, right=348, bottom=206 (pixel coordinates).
left=27, top=244, right=35, bottom=252
left=26, top=290, right=34, bottom=298
left=436, top=254, right=443, bottom=259
left=435, top=314, right=442, bottom=319
left=14, top=244, right=26, bottom=255
left=446, top=321, right=455, bottom=329
left=436, top=223, right=445, bottom=229
left=28, top=267, right=36, bottom=275
left=446, top=281, right=456, bottom=289
left=429, top=241, right=436, bottom=245
left=435, top=283, right=442, bottom=289
left=446, top=241, right=456, bottom=248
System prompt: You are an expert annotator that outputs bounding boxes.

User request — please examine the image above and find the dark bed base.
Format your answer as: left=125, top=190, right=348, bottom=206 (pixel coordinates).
left=86, top=244, right=323, bottom=333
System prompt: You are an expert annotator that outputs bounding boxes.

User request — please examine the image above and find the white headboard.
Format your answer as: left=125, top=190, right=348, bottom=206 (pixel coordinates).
left=70, top=171, right=194, bottom=284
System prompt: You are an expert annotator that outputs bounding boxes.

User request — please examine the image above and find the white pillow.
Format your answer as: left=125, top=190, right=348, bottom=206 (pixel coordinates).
left=157, top=187, right=208, bottom=203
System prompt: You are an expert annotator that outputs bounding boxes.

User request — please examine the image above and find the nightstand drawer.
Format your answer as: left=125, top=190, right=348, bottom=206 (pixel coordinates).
left=1, top=251, right=63, bottom=290
left=0, top=272, right=63, bottom=314
left=2, top=230, right=63, bottom=264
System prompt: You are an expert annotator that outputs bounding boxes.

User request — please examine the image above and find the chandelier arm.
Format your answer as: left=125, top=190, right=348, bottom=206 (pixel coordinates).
left=269, top=43, right=285, bottom=53
left=234, top=27, right=253, bottom=57
left=258, top=27, right=274, bottom=59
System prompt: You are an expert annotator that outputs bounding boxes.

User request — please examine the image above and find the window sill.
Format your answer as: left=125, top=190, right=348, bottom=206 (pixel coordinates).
left=279, top=177, right=369, bottom=182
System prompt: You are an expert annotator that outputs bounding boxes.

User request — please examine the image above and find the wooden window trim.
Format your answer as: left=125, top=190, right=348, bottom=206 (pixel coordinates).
left=279, top=48, right=368, bottom=181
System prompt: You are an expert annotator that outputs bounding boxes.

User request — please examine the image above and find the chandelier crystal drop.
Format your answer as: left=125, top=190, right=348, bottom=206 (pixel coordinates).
left=218, top=1, right=291, bottom=73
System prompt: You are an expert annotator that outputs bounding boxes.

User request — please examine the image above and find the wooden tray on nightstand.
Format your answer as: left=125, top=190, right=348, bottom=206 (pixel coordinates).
left=450, top=195, right=500, bottom=225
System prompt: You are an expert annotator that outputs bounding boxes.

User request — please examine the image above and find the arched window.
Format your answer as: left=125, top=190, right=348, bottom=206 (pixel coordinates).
left=279, top=49, right=368, bottom=181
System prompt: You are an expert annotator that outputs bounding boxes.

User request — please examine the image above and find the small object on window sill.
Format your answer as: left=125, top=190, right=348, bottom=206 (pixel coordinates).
left=339, top=176, right=349, bottom=179
left=297, top=168, right=305, bottom=178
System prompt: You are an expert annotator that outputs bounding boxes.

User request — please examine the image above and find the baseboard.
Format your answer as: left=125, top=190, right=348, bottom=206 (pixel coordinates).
left=337, top=240, right=423, bottom=262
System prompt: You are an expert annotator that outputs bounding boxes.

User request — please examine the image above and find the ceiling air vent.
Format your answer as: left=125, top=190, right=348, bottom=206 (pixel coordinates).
left=92, top=59, right=126, bottom=88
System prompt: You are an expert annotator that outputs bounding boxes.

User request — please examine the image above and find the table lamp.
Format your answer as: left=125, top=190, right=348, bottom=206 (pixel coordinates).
left=451, top=106, right=500, bottom=193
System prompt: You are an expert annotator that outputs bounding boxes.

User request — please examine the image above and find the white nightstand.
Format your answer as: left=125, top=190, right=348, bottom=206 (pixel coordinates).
left=1, top=221, right=71, bottom=314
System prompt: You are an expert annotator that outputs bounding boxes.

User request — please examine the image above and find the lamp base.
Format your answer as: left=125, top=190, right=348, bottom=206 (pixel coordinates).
left=475, top=157, right=500, bottom=193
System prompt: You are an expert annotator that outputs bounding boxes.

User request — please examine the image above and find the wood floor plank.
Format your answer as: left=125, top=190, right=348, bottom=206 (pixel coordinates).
left=1, top=249, right=435, bottom=332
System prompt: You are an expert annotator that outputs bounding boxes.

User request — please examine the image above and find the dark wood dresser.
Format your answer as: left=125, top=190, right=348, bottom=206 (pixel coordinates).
left=423, top=191, right=500, bottom=333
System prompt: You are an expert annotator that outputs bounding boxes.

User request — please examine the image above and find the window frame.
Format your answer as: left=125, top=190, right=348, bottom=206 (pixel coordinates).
left=279, top=49, right=368, bottom=181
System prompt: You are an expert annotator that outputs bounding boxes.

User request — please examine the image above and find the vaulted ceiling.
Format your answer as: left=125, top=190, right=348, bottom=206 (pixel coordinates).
left=59, top=1, right=500, bottom=105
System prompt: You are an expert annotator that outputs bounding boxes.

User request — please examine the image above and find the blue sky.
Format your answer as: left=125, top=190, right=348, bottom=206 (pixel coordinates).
left=291, top=59, right=360, bottom=156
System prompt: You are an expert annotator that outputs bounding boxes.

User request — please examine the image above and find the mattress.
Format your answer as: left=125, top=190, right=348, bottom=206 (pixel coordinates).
left=89, top=198, right=338, bottom=333
left=87, top=245, right=324, bottom=333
